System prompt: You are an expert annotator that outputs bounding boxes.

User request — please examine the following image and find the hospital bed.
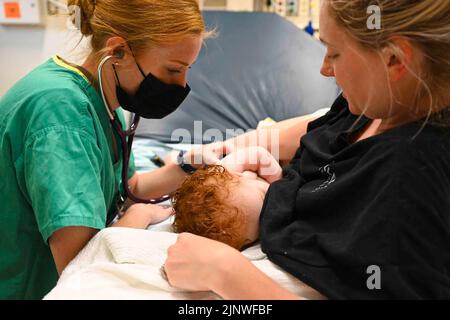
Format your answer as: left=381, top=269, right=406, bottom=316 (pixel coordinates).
left=45, top=135, right=328, bottom=300
left=44, top=11, right=339, bottom=300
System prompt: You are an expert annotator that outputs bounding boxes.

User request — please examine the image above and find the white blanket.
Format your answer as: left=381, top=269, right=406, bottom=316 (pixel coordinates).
left=44, top=227, right=325, bottom=300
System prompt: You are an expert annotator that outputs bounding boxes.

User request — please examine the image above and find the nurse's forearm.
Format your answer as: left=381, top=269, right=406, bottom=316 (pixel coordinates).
left=130, top=163, right=187, bottom=199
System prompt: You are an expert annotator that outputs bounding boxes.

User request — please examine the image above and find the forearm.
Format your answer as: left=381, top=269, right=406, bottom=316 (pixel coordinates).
left=111, top=203, right=173, bottom=229
left=111, top=212, right=150, bottom=229
left=210, top=255, right=303, bottom=300
left=226, top=114, right=319, bottom=162
left=130, top=114, right=318, bottom=200
left=130, top=163, right=187, bottom=199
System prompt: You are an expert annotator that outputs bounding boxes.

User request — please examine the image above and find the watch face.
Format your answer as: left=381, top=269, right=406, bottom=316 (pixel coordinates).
left=181, top=163, right=195, bottom=174
left=177, top=150, right=185, bottom=165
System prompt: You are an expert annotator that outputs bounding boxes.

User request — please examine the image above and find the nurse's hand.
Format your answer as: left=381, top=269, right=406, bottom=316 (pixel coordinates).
left=163, top=141, right=233, bottom=169
left=164, top=233, right=243, bottom=292
left=112, top=204, right=174, bottom=229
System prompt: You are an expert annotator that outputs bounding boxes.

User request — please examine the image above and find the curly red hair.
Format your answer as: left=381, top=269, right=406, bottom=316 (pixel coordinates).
left=172, top=165, right=247, bottom=250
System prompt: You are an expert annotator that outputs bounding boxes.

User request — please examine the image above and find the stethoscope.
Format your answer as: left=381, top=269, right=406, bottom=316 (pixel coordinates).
left=97, top=53, right=170, bottom=206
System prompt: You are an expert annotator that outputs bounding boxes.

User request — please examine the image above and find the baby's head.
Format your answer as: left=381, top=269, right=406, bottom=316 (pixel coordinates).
left=172, top=165, right=269, bottom=250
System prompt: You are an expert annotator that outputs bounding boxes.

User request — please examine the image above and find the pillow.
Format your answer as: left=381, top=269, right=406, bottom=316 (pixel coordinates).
left=136, top=11, right=340, bottom=143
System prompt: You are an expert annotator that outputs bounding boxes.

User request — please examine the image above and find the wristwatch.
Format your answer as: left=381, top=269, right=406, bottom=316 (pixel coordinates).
left=177, top=150, right=197, bottom=174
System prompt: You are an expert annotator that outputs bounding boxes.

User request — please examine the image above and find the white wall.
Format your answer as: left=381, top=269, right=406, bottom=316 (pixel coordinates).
left=0, top=0, right=321, bottom=96
left=0, top=14, right=88, bottom=95
left=227, top=0, right=254, bottom=11
left=0, top=1, right=256, bottom=96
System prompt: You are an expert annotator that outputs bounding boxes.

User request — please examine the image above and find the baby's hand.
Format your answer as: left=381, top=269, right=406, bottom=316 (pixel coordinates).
left=220, top=146, right=282, bottom=183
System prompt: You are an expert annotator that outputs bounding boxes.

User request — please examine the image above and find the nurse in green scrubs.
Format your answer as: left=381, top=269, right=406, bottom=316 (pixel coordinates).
left=0, top=0, right=209, bottom=299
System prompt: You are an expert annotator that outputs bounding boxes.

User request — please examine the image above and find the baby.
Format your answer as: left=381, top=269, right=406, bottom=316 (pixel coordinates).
left=172, top=147, right=282, bottom=250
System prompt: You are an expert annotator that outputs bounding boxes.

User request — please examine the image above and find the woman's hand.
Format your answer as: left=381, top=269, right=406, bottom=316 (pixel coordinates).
left=164, top=233, right=302, bottom=299
left=112, top=203, right=173, bottom=229
left=164, top=233, right=243, bottom=292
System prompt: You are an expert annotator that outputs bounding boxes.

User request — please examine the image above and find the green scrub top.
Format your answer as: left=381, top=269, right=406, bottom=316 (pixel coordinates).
left=0, top=56, right=136, bottom=299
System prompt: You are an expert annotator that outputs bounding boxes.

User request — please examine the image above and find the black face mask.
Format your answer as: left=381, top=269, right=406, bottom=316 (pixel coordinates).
left=113, top=62, right=191, bottom=119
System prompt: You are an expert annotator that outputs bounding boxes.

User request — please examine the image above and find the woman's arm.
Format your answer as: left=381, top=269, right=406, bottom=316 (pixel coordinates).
left=128, top=113, right=320, bottom=199
left=211, top=256, right=302, bottom=300
left=224, top=113, right=320, bottom=163
left=165, top=233, right=302, bottom=300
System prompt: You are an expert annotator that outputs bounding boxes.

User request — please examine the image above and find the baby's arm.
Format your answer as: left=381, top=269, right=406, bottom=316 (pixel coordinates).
left=220, top=146, right=282, bottom=183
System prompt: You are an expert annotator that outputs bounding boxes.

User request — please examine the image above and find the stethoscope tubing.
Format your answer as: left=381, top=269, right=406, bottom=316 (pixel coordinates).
left=98, top=55, right=170, bottom=205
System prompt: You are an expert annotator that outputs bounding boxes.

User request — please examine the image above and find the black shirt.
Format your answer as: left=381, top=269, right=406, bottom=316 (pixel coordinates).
left=260, top=95, right=450, bottom=299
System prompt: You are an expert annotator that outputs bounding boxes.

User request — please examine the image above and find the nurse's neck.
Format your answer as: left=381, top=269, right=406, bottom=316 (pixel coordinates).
left=82, top=53, right=121, bottom=114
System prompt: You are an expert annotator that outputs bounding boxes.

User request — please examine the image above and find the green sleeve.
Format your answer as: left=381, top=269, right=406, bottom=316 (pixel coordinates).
left=24, top=127, right=107, bottom=243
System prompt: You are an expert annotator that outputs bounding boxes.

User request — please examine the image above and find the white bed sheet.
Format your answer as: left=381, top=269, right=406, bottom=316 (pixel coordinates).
left=44, top=219, right=325, bottom=300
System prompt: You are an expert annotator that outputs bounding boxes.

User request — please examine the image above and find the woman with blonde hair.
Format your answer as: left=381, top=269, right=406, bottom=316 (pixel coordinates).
left=0, top=0, right=212, bottom=299
left=164, top=0, right=450, bottom=299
